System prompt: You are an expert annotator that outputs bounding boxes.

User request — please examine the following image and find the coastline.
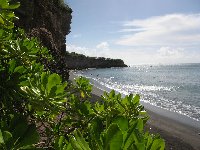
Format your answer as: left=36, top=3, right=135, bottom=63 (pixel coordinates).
left=69, top=71, right=200, bottom=150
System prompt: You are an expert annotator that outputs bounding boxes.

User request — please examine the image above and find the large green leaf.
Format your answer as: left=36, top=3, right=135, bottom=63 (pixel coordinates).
left=56, top=83, right=67, bottom=95
left=123, top=121, right=140, bottom=149
left=47, top=73, right=61, bottom=95
left=6, top=12, right=15, bottom=18
left=0, top=16, right=4, bottom=24
left=150, top=139, right=165, bottom=150
left=0, top=0, right=9, bottom=8
left=70, top=130, right=91, bottom=150
left=2, top=131, right=12, bottom=143
left=8, top=59, right=16, bottom=73
left=74, top=130, right=91, bottom=150
left=8, top=2, right=20, bottom=9
left=136, top=119, right=143, bottom=133
left=59, top=136, right=66, bottom=149
left=70, top=137, right=83, bottom=150
left=112, top=117, right=128, bottom=133
left=121, top=96, right=130, bottom=106
left=41, top=72, right=48, bottom=91
left=109, top=90, right=115, bottom=99
left=75, top=77, right=92, bottom=95
left=66, top=143, right=73, bottom=150
left=54, top=136, right=63, bottom=149
left=14, top=66, right=26, bottom=74
left=133, top=94, right=140, bottom=105
left=123, top=130, right=135, bottom=149
left=127, top=94, right=133, bottom=104
left=105, top=124, right=123, bottom=150
left=136, top=143, right=145, bottom=150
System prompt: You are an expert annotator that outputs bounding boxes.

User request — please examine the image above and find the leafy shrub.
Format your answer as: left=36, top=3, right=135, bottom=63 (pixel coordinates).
left=63, top=90, right=165, bottom=150
left=0, top=0, right=165, bottom=149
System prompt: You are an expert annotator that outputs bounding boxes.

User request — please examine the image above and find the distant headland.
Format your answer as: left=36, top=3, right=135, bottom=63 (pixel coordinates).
left=65, top=52, right=127, bottom=69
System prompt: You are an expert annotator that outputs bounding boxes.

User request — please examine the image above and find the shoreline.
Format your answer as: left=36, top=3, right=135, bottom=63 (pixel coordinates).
left=69, top=72, right=200, bottom=150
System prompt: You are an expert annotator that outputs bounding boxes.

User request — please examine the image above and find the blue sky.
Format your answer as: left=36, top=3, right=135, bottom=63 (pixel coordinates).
left=65, top=0, right=200, bottom=65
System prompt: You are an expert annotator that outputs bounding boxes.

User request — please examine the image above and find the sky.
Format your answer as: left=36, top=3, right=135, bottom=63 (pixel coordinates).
left=65, top=0, right=200, bottom=65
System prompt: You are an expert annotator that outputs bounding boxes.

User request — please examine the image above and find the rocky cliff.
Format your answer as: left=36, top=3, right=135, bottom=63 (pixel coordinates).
left=14, top=0, right=127, bottom=79
left=14, top=0, right=72, bottom=80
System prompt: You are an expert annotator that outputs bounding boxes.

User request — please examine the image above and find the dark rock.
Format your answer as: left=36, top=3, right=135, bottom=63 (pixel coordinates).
left=13, top=0, right=127, bottom=78
left=14, top=0, right=72, bottom=80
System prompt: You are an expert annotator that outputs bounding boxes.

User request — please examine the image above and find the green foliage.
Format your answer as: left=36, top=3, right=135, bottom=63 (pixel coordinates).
left=66, top=117, right=165, bottom=150
left=75, top=76, right=92, bottom=98
left=0, top=115, right=39, bottom=150
left=0, top=0, right=20, bottom=28
left=65, top=51, right=127, bottom=69
left=63, top=91, right=165, bottom=150
left=0, top=0, right=165, bottom=149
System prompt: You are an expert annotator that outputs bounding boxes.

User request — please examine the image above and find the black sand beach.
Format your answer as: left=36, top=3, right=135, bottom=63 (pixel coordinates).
left=69, top=72, right=200, bottom=150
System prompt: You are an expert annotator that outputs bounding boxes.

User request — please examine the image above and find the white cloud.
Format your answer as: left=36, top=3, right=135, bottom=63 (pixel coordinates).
left=66, top=42, right=111, bottom=58
left=116, top=13, right=200, bottom=46
left=66, top=44, right=90, bottom=55
left=96, top=42, right=110, bottom=50
left=157, top=47, right=184, bottom=58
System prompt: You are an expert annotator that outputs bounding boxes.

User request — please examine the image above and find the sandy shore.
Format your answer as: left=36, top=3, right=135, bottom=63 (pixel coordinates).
left=69, top=72, right=200, bottom=150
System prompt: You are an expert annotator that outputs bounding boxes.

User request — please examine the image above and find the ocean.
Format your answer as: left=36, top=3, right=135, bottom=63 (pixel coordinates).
left=73, top=63, right=200, bottom=122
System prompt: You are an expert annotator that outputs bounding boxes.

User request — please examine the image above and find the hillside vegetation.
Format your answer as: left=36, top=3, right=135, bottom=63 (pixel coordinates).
left=65, top=51, right=127, bottom=69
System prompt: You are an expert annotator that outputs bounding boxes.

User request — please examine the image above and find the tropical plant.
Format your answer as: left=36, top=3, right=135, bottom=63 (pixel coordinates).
left=0, top=0, right=165, bottom=149
left=62, top=90, right=165, bottom=150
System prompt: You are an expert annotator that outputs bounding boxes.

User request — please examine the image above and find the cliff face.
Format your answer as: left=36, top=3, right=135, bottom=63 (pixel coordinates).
left=14, top=0, right=72, bottom=80
left=14, top=0, right=127, bottom=77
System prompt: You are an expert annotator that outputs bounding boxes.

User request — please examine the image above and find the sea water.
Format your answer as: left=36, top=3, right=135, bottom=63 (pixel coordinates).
left=74, top=63, right=200, bottom=122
